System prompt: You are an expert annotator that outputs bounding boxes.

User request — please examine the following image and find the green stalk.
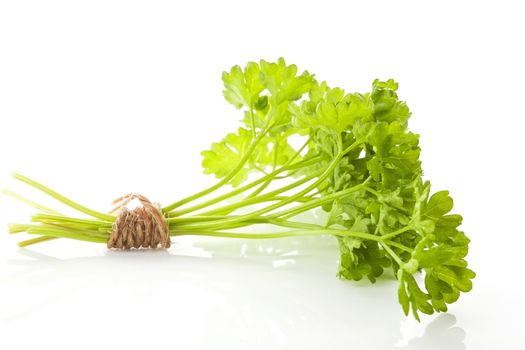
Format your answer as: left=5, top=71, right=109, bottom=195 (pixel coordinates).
left=266, top=179, right=370, bottom=220
left=173, top=180, right=367, bottom=232
left=380, top=225, right=414, bottom=240
left=28, top=223, right=109, bottom=238
left=167, top=215, right=256, bottom=226
left=2, top=189, right=62, bottom=244
left=380, top=241, right=405, bottom=266
left=18, top=236, right=58, bottom=247
left=246, top=137, right=311, bottom=199
left=170, top=216, right=324, bottom=232
left=178, top=140, right=363, bottom=231
left=31, top=214, right=113, bottom=228
left=166, top=155, right=320, bottom=218
left=2, top=189, right=61, bottom=215
left=385, top=240, right=413, bottom=253
left=256, top=195, right=313, bottom=203
left=25, top=227, right=108, bottom=244
left=195, top=170, right=320, bottom=217
left=11, top=222, right=109, bottom=243
left=163, top=123, right=272, bottom=212
left=12, top=173, right=115, bottom=222
left=8, top=224, right=32, bottom=233
left=171, top=228, right=382, bottom=242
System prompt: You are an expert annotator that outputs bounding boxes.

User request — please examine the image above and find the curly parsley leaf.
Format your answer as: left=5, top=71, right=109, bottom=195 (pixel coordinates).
left=286, top=75, right=474, bottom=320
left=203, top=59, right=316, bottom=185
left=201, top=128, right=302, bottom=186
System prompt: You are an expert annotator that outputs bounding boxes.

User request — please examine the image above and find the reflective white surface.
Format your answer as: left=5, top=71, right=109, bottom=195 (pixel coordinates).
left=1, top=0, right=525, bottom=348
left=0, top=236, right=470, bottom=350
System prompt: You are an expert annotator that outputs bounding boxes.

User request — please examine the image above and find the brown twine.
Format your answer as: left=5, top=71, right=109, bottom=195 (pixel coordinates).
left=107, top=193, right=170, bottom=249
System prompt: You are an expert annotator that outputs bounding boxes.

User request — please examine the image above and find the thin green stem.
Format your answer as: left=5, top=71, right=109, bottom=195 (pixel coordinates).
left=2, top=189, right=61, bottom=215
left=195, top=171, right=321, bottom=217
left=11, top=222, right=109, bottom=244
left=25, top=227, right=108, bottom=244
left=18, top=236, right=58, bottom=247
left=170, top=216, right=327, bottom=232
left=267, top=179, right=370, bottom=220
left=263, top=195, right=312, bottom=203
left=263, top=219, right=326, bottom=231
left=28, top=223, right=109, bottom=238
left=380, top=241, right=405, bottom=266
left=2, top=189, right=63, bottom=244
left=381, top=225, right=413, bottom=240
left=249, top=107, right=257, bottom=139
left=171, top=228, right=382, bottom=242
left=163, top=124, right=272, bottom=212
left=364, top=186, right=380, bottom=197
left=8, top=224, right=32, bottom=233
left=247, top=137, right=311, bottom=199
left=364, top=187, right=411, bottom=215
left=384, top=239, right=413, bottom=253
left=167, top=216, right=229, bottom=224
left=12, top=173, right=114, bottom=222
left=184, top=139, right=364, bottom=230
left=167, top=156, right=320, bottom=217
left=31, top=214, right=113, bottom=228
left=247, top=177, right=273, bottom=199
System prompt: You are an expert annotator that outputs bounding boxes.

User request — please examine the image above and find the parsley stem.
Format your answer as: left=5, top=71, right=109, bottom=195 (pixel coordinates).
left=2, top=189, right=61, bottom=215
left=381, top=225, right=413, bottom=240
left=2, top=189, right=63, bottom=243
left=266, top=180, right=369, bottom=220
left=174, top=140, right=364, bottom=231
left=18, top=236, right=58, bottom=247
left=384, top=240, right=413, bottom=253
left=162, top=123, right=272, bottom=212
left=166, top=156, right=320, bottom=217
left=195, top=171, right=320, bottom=217
left=12, top=173, right=115, bottom=222
left=197, top=140, right=359, bottom=219
left=31, top=214, right=113, bottom=228
left=246, top=137, right=311, bottom=199
left=380, top=240, right=405, bottom=266
left=249, top=107, right=257, bottom=139
left=172, top=228, right=382, bottom=242
left=21, top=225, right=109, bottom=243
left=171, top=216, right=327, bottom=231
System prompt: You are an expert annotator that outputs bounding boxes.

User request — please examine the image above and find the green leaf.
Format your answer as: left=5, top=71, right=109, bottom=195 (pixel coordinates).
left=211, top=61, right=474, bottom=320
left=398, top=271, right=434, bottom=321
left=366, top=121, right=421, bottom=189
left=201, top=127, right=305, bottom=186
left=290, top=83, right=374, bottom=134
left=393, top=181, right=475, bottom=318
left=422, top=191, right=454, bottom=220
left=201, top=128, right=253, bottom=186
left=371, top=79, right=411, bottom=125
left=260, top=58, right=315, bottom=105
left=337, top=217, right=391, bottom=283
left=222, top=62, right=264, bottom=109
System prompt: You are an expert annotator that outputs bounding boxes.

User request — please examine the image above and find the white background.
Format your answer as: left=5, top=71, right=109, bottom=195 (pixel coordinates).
left=1, top=0, right=524, bottom=348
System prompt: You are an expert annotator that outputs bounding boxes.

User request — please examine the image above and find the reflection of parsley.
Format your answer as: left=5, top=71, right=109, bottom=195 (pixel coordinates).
left=6, top=58, right=474, bottom=320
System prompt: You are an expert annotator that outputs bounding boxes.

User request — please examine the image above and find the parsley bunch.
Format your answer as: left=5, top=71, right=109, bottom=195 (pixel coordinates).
left=5, top=58, right=474, bottom=320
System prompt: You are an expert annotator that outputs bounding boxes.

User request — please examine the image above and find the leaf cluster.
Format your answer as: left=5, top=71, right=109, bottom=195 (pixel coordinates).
left=202, top=58, right=474, bottom=319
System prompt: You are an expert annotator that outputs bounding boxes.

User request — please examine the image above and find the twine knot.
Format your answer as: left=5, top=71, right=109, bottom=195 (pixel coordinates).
left=107, top=193, right=170, bottom=249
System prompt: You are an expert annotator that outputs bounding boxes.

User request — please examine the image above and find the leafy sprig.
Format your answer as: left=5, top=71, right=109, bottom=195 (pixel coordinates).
left=4, top=58, right=474, bottom=320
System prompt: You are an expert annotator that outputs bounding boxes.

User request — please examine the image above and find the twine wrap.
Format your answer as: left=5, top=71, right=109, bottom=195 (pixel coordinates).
left=108, top=194, right=170, bottom=249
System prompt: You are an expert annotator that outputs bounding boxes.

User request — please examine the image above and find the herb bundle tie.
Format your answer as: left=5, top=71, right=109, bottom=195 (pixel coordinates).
left=108, top=193, right=170, bottom=249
